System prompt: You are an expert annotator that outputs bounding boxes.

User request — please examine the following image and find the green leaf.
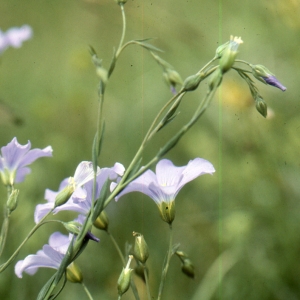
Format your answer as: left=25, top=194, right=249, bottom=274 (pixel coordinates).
left=36, top=272, right=57, bottom=300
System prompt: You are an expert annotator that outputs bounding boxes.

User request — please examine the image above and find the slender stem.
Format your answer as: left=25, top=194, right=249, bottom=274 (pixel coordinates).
left=116, top=4, right=126, bottom=58
left=0, top=209, right=54, bottom=273
left=81, top=282, right=94, bottom=300
left=234, top=59, right=251, bottom=67
left=107, top=230, right=126, bottom=266
left=196, top=57, right=218, bottom=75
left=0, top=186, right=12, bottom=257
left=143, top=264, right=151, bottom=300
left=118, top=296, right=122, bottom=300
left=157, top=224, right=173, bottom=300
left=0, top=209, right=9, bottom=257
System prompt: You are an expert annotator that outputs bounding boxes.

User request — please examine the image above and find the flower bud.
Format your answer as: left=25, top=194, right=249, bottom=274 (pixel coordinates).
left=255, top=97, right=268, bottom=118
left=182, top=74, right=203, bottom=92
left=181, top=258, right=195, bottom=278
left=117, top=255, right=133, bottom=296
left=93, top=210, right=109, bottom=231
left=215, top=41, right=230, bottom=58
left=133, top=232, right=149, bottom=264
left=6, top=189, right=19, bottom=213
left=163, top=68, right=183, bottom=94
left=54, top=181, right=75, bottom=207
left=66, top=262, right=83, bottom=283
left=62, top=221, right=81, bottom=235
left=157, top=201, right=175, bottom=224
left=134, top=263, right=148, bottom=282
left=219, top=36, right=243, bottom=73
left=250, top=64, right=286, bottom=91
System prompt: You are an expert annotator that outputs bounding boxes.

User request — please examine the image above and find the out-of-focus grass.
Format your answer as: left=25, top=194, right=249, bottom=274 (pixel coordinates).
left=0, top=0, right=299, bottom=299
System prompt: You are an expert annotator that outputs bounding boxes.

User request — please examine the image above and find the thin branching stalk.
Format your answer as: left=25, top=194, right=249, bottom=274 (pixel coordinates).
left=81, top=282, right=94, bottom=300
left=157, top=224, right=173, bottom=300
left=0, top=209, right=54, bottom=273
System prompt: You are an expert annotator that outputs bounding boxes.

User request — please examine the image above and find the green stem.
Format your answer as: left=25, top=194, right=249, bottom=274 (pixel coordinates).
left=81, top=282, right=94, bottom=300
left=157, top=224, right=173, bottom=300
left=0, top=209, right=10, bottom=258
left=143, top=264, right=151, bottom=300
left=196, top=57, right=218, bottom=75
left=107, top=230, right=126, bottom=266
left=0, top=209, right=54, bottom=273
left=116, top=4, right=126, bottom=58
left=234, top=59, right=251, bottom=67
left=0, top=186, right=13, bottom=257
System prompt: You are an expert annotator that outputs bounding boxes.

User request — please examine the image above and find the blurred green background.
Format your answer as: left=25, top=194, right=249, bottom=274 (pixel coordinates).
left=0, top=0, right=300, bottom=299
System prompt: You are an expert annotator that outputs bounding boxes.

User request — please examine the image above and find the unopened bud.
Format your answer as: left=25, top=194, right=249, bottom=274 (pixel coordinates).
left=181, top=258, right=195, bottom=278
left=250, top=64, right=286, bottom=91
left=54, top=182, right=75, bottom=207
left=134, top=264, right=148, bottom=282
left=182, top=74, right=203, bottom=92
left=157, top=201, right=175, bottom=224
left=63, top=221, right=81, bottom=235
left=7, top=189, right=19, bottom=213
left=133, top=232, right=149, bottom=264
left=255, top=97, right=267, bottom=118
left=117, top=255, right=133, bottom=296
left=93, top=210, right=109, bottom=231
left=66, top=262, right=83, bottom=283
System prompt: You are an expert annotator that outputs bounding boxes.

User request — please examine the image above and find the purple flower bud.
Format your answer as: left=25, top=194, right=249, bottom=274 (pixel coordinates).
left=262, top=75, right=287, bottom=92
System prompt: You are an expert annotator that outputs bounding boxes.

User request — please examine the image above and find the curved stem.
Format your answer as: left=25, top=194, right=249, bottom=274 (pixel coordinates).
left=116, top=4, right=126, bottom=58
left=196, top=57, right=218, bottom=75
left=0, top=209, right=54, bottom=273
left=157, top=224, right=173, bottom=300
left=81, top=282, right=94, bottom=300
left=234, top=59, right=251, bottom=67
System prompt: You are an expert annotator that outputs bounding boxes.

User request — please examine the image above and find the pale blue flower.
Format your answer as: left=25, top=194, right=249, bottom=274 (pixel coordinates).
left=15, top=232, right=70, bottom=278
left=0, top=137, right=52, bottom=186
left=113, top=158, right=215, bottom=204
left=34, top=162, right=125, bottom=223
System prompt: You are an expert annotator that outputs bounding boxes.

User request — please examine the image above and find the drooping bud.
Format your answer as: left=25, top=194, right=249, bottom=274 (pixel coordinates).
left=93, top=210, right=109, bottom=231
left=175, top=251, right=195, bottom=278
left=6, top=189, right=19, bottom=213
left=157, top=201, right=175, bottom=224
left=117, top=255, right=133, bottom=296
left=219, top=36, right=243, bottom=74
left=181, top=258, right=195, bottom=278
left=250, top=64, right=286, bottom=91
left=133, top=232, right=149, bottom=264
left=255, top=97, right=268, bottom=118
left=66, top=262, right=83, bottom=283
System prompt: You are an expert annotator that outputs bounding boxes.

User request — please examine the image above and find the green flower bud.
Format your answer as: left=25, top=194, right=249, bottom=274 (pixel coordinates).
left=62, top=221, right=81, bottom=235
left=163, top=68, right=183, bottom=89
left=157, top=200, right=175, bottom=224
left=133, top=232, right=149, bottom=264
left=54, top=182, right=75, bottom=207
left=255, top=97, right=267, bottom=118
left=66, top=262, right=83, bottom=283
left=117, top=255, right=133, bottom=296
left=215, top=41, right=230, bottom=58
left=219, top=36, right=243, bottom=74
left=181, top=258, right=195, bottom=278
left=93, top=210, right=109, bottom=231
left=134, top=263, right=148, bottom=282
left=182, top=74, right=203, bottom=92
left=6, top=189, right=19, bottom=213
